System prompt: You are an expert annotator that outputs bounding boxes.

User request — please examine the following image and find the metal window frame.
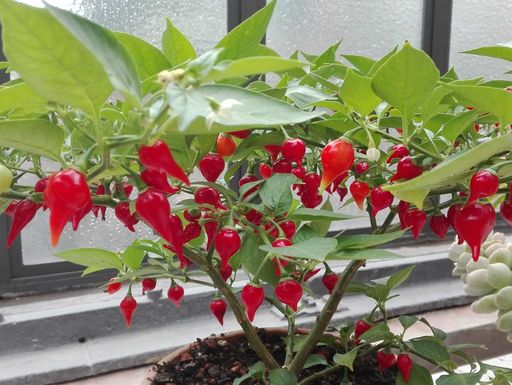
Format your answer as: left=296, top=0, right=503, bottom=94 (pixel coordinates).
left=422, top=0, right=453, bottom=74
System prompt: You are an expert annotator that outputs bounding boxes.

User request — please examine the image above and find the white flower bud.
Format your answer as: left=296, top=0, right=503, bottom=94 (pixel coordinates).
left=366, top=147, right=380, bottom=162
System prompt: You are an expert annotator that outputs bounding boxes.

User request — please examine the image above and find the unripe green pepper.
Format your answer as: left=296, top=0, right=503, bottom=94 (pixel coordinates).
left=465, top=269, right=495, bottom=296
left=0, top=164, right=13, bottom=193
left=489, top=248, right=512, bottom=267
left=486, top=263, right=512, bottom=290
left=495, top=286, right=512, bottom=310
left=497, top=310, right=512, bottom=332
left=471, top=294, right=498, bottom=314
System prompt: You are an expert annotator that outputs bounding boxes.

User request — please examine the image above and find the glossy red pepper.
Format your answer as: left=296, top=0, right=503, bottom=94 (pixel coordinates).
left=501, top=202, right=512, bottom=226
left=304, top=268, right=321, bottom=281
left=291, top=166, right=306, bottom=180
left=403, top=208, right=427, bottom=239
left=6, top=199, right=39, bottom=247
left=390, top=156, right=423, bottom=182
left=319, top=139, right=355, bottom=192
left=280, top=221, right=296, bottom=239
left=204, top=218, right=218, bottom=251
left=396, top=354, right=413, bottom=383
left=230, top=130, right=250, bottom=139
left=469, top=170, right=499, bottom=203
left=141, top=278, right=157, bottom=294
left=302, top=173, right=321, bottom=195
left=429, top=214, right=450, bottom=239
left=114, top=202, right=139, bottom=232
left=34, top=177, right=48, bottom=210
left=377, top=351, right=396, bottom=371
left=209, top=298, right=227, bottom=325
left=370, top=186, right=394, bottom=217
left=275, top=279, right=302, bottom=311
left=214, top=227, right=241, bottom=270
left=272, top=238, right=292, bottom=277
left=198, top=153, right=225, bottom=182
left=354, top=161, right=369, bottom=175
left=322, top=271, right=339, bottom=294
left=453, top=202, right=495, bottom=261
left=241, top=283, right=264, bottom=322
left=92, top=184, right=107, bottom=219
left=105, top=278, right=121, bottom=295
left=216, top=134, right=237, bottom=157
left=264, top=144, right=281, bottom=161
left=219, top=265, right=233, bottom=281
left=239, top=174, right=260, bottom=199
left=354, top=320, right=373, bottom=341
left=272, top=159, right=293, bottom=174
left=336, top=186, right=348, bottom=202
left=120, top=295, right=137, bottom=327
left=259, top=163, right=272, bottom=179
left=350, top=181, right=370, bottom=210
left=386, top=144, right=409, bottom=164
left=194, top=187, right=226, bottom=210
left=326, top=172, right=348, bottom=194
left=167, top=284, right=184, bottom=307
left=138, top=140, right=190, bottom=186
left=140, top=169, right=179, bottom=195
left=397, top=201, right=410, bottom=230
left=447, top=204, right=464, bottom=244
left=300, top=191, right=323, bottom=208
left=183, top=222, right=202, bottom=243
left=170, top=214, right=191, bottom=268
left=281, top=138, right=306, bottom=166
left=4, top=200, right=19, bottom=218
left=244, top=209, right=263, bottom=225
left=44, top=169, right=91, bottom=246
left=70, top=200, right=93, bottom=231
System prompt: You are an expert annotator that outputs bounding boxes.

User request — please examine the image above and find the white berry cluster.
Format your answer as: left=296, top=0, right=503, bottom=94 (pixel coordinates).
left=449, top=232, right=512, bottom=342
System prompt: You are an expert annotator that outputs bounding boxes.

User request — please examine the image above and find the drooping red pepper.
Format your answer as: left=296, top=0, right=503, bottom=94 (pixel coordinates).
left=105, top=278, right=121, bottom=295
left=396, top=354, right=413, bottom=383
left=453, top=202, right=496, bottom=261
left=92, top=184, right=107, bottom=219
left=43, top=169, right=91, bottom=246
left=326, top=172, right=348, bottom=194
left=370, top=186, right=394, bottom=216
left=319, top=139, right=355, bottom=192
left=209, top=298, right=227, bottom=325
left=194, top=187, right=226, bottom=210
left=336, top=186, right=348, bottom=202
left=501, top=202, right=512, bottom=226
left=219, top=265, right=233, bottom=281
left=272, top=159, right=293, bottom=174
left=241, top=283, right=264, bottom=322
left=70, top=200, right=93, bottom=231
left=4, top=200, right=19, bottom=218
left=300, top=191, right=323, bottom=208
left=198, top=153, right=225, bottom=182
left=303, top=268, right=320, bottom=281
left=403, top=208, right=427, bottom=239
left=447, top=204, right=464, bottom=244
left=167, top=284, right=184, bottom=307
left=183, top=222, right=202, bottom=243
left=169, top=214, right=191, bottom=268
left=114, top=202, right=139, bottom=232
left=244, top=209, right=263, bottom=225
left=264, top=144, right=281, bottom=161
left=390, top=156, right=422, bottom=182
left=214, top=227, right=241, bottom=270
left=468, top=170, right=499, bottom=203
left=204, top=217, right=218, bottom=251
left=354, top=320, right=373, bottom=342
left=280, top=221, right=296, bottom=239
left=350, top=181, right=370, bottom=210
left=141, top=169, right=179, bottom=195
left=34, top=177, right=48, bottom=210
left=259, top=163, right=272, bottom=179
left=281, top=138, right=306, bottom=166
left=386, top=144, right=409, bottom=164
left=141, top=278, right=157, bottom=294
left=291, top=165, right=306, bottom=180
left=429, top=214, right=450, bottom=239
left=216, top=134, right=237, bottom=157
left=397, top=201, right=410, bottom=230
left=6, top=199, right=39, bottom=247
left=272, top=238, right=292, bottom=277
left=302, top=173, right=321, bottom=195
left=354, top=161, right=370, bottom=175
left=239, top=174, right=260, bottom=199
left=275, top=278, right=303, bottom=311
left=322, top=271, right=339, bottom=294
left=120, top=295, right=138, bottom=327
left=377, top=351, right=396, bottom=371
left=138, top=140, right=190, bottom=185
left=230, top=130, right=250, bottom=139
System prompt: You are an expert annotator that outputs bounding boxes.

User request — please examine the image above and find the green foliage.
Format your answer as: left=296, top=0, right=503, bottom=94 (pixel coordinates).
left=259, top=174, right=296, bottom=216
left=162, top=17, right=197, bottom=66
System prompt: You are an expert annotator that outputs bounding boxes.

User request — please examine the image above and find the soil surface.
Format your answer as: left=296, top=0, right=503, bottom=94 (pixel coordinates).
left=149, top=329, right=396, bottom=385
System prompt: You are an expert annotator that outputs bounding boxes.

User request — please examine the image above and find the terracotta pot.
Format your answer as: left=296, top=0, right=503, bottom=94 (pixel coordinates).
left=141, top=327, right=296, bottom=385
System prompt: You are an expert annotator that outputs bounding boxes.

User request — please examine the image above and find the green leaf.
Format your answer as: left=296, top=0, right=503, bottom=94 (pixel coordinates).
left=116, top=32, right=170, bottom=80
left=290, top=208, right=358, bottom=222
left=268, top=368, right=297, bottom=385
left=340, top=68, right=381, bottom=115
left=259, top=237, right=338, bottom=261
left=258, top=174, right=296, bottom=216
left=386, top=265, right=414, bottom=290
left=204, top=57, right=308, bottom=82
left=342, top=54, right=376, bottom=74
left=293, top=225, right=319, bottom=244
left=0, top=83, right=48, bottom=114
left=333, top=348, right=359, bottom=371
left=122, top=246, right=146, bottom=271
left=410, top=337, right=450, bottom=364
left=437, top=110, right=478, bottom=143
left=359, top=322, right=393, bottom=343
left=308, top=199, right=334, bottom=237
left=285, top=85, right=336, bottom=108
left=383, top=133, right=512, bottom=208
left=166, top=83, right=322, bottom=133
left=303, top=354, right=328, bottom=369
left=464, top=42, right=512, bottom=63
left=399, top=315, right=419, bottom=331
left=436, top=373, right=481, bottom=385
left=372, top=41, right=439, bottom=138
left=215, top=0, right=276, bottom=61
left=162, top=17, right=196, bottom=66
left=0, top=0, right=112, bottom=119
left=445, top=84, right=512, bottom=126
left=46, top=3, right=142, bottom=107
left=326, top=248, right=401, bottom=261
left=233, top=362, right=265, bottom=385
left=397, top=364, right=434, bottom=385
left=55, top=248, right=122, bottom=270
left=335, top=230, right=404, bottom=250
left=0, top=119, right=64, bottom=160
left=240, top=232, right=278, bottom=286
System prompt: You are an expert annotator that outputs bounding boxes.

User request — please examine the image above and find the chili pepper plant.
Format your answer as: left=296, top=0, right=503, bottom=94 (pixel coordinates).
left=1, top=1, right=512, bottom=384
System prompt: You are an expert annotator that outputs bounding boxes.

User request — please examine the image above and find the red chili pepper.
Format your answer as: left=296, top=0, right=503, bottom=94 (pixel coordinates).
left=209, top=298, right=227, bottom=325
left=370, top=186, right=394, bottom=217
left=92, top=185, right=107, bottom=220
left=303, top=173, right=321, bottom=194
left=501, top=202, right=512, bottom=226
left=390, top=156, right=422, bottom=182
left=350, top=181, right=370, bottom=210
left=204, top=218, right=218, bottom=251
left=141, top=169, right=179, bottom=194
left=397, top=201, right=410, bottom=230
left=319, top=139, right=355, bottom=192
left=120, top=295, right=137, bottom=327
left=6, top=199, right=39, bottom=247
left=377, top=351, right=396, bottom=371
left=469, top=170, right=499, bottom=203
left=397, top=354, right=413, bottom=383
left=447, top=204, right=464, bottom=244
left=239, top=174, right=260, bottom=199
left=322, top=271, right=339, bottom=294
left=304, top=268, right=320, bottom=281
left=403, top=208, right=427, bottom=239
left=219, top=265, right=233, bottom=281
left=114, top=202, right=139, bottom=232
left=194, top=187, right=226, bottom=210
left=241, top=284, right=264, bottom=322
left=216, top=134, right=237, bottom=157
left=183, top=222, right=202, bottom=243
left=259, top=163, right=272, bottom=179
left=230, top=130, right=250, bottom=139
left=135, top=189, right=175, bottom=245
left=292, top=166, right=306, bottom=180
left=184, top=209, right=202, bottom=222
left=34, top=177, right=48, bottom=210
left=142, top=278, right=157, bottom=294
left=167, top=284, right=184, bottom=307
left=429, top=214, right=450, bottom=239
left=337, top=186, right=348, bottom=202
left=272, top=159, right=293, bottom=174
left=43, top=169, right=91, bottom=246
left=453, top=202, right=495, bottom=261
left=198, top=153, right=225, bottom=182
left=275, top=279, right=302, bottom=311
left=170, top=214, right=191, bottom=268
left=272, top=238, right=292, bottom=277
left=280, top=221, right=296, bottom=239
left=214, top=227, right=241, bottom=270
left=281, top=138, right=306, bottom=166
left=300, top=191, right=323, bottom=208
left=4, top=200, right=19, bottom=218
left=264, top=144, right=281, bottom=161
left=70, top=200, right=93, bottom=231
left=139, top=140, right=190, bottom=186
left=244, top=209, right=263, bottom=225
left=105, top=278, right=122, bottom=294
left=326, top=172, right=348, bottom=194
left=354, top=161, right=370, bottom=175
left=386, top=144, right=409, bottom=164
left=354, top=320, right=373, bottom=341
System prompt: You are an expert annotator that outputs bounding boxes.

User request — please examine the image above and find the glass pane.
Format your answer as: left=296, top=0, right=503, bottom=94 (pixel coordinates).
left=267, top=0, right=423, bottom=59
left=451, top=0, right=512, bottom=79
left=18, top=0, right=227, bottom=52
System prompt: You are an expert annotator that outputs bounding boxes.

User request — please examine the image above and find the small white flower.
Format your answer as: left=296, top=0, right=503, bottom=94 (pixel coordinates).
left=205, top=98, right=242, bottom=129
left=157, top=68, right=185, bottom=84
left=366, top=147, right=381, bottom=162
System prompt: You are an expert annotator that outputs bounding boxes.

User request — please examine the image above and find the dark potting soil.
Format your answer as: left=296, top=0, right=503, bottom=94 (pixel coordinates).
left=150, top=329, right=397, bottom=385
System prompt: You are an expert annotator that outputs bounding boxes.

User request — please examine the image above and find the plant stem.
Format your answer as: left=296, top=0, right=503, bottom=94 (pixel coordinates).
left=288, top=260, right=365, bottom=375
left=285, top=314, right=296, bottom=367
left=298, top=364, right=343, bottom=385
left=182, top=248, right=279, bottom=369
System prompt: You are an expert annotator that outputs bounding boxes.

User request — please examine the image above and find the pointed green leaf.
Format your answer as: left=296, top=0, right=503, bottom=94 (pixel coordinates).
left=464, top=42, right=512, bottom=63
left=55, top=248, right=123, bottom=270
left=259, top=174, right=296, bottom=216
left=162, top=17, right=196, bottom=66
left=342, top=54, right=376, bottom=74
left=335, top=230, right=405, bottom=250
left=290, top=208, right=358, bottom=221
left=397, top=364, right=434, bottom=385
left=333, top=348, right=359, bottom=371
left=259, top=237, right=338, bottom=261
left=326, top=248, right=401, bottom=261
left=340, top=68, right=381, bottom=115
left=0, top=83, right=48, bottom=114
left=386, top=266, right=414, bottom=289
left=437, top=110, right=478, bottom=143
